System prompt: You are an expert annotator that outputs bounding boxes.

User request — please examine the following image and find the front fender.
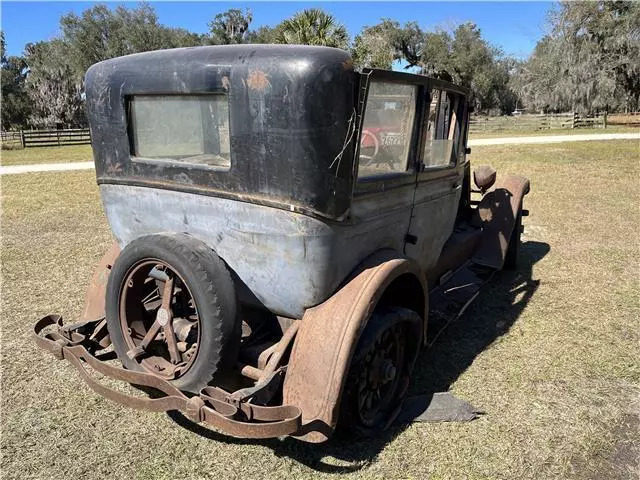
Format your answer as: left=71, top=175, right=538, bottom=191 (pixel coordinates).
left=472, top=174, right=530, bottom=269
left=283, top=250, right=426, bottom=443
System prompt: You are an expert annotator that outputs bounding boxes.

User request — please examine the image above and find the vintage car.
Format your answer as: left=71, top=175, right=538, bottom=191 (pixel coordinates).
left=35, top=44, right=529, bottom=443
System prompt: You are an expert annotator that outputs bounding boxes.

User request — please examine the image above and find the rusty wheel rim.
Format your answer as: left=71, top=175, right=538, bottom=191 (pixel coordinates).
left=119, top=259, right=200, bottom=380
left=356, top=323, right=405, bottom=427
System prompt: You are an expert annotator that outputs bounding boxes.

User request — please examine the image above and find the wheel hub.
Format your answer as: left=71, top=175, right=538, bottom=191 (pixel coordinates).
left=356, top=323, right=406, bottom=427
left=381, top=360, right=396, bottom=383
left=119, top=261, right=200, bottom=379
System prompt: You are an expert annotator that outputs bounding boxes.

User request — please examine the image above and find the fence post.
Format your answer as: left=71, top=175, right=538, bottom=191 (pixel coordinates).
left=571, top=112, right=576, bottom=129
left=603, top=111, right=607, bottom=129
left=20, top=130, right=26, bottom=148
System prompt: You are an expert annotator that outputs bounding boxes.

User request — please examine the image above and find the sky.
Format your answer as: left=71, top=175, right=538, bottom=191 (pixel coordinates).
left=1, top=1, right=553, bottom=60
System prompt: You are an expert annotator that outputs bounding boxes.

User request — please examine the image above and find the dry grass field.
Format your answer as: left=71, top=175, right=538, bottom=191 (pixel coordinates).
left=1, top=140, right=638, bottom=479
left=0, top=144, right=93, bottom=166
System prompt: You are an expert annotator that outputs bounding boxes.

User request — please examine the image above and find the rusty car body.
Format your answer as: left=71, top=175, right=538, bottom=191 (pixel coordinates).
left=35, top=44, right=529, bottom=443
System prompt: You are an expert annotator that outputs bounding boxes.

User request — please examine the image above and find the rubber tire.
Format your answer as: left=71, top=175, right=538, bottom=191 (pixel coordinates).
left=105, top=233, right=240, bottom=393
left=504, top=205, right=523, bottom=270
left=339, top=306, right=422, bottom=437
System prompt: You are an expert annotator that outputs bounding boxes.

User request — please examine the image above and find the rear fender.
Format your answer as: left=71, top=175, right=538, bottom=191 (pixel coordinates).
left=472, top=175, right=530, bottom=269
left=283, top=250, right=427, bottom=443
left=81, top=243, right=120, bottom=322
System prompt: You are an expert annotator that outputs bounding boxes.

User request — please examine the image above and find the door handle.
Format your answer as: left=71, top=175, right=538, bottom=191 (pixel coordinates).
left=451, top=182, right=460, bottom=190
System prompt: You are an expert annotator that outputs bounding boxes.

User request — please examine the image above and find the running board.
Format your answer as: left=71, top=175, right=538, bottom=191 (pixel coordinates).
left=427, top=262, right=495, bottom=347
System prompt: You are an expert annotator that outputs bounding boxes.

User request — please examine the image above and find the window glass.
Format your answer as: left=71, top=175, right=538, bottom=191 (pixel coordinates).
left=129, top=95, right=230, bottom=169
left=423, top=89, right=462, bottom=168
left=358, top=81, right=417, bottom=179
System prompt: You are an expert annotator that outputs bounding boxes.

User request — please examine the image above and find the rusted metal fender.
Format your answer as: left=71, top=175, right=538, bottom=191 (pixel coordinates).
left=283, top=250, right=427, bottom=443
left=81, top=243, right=120, bottom=322
left=472, top=174, right=530, bottom=269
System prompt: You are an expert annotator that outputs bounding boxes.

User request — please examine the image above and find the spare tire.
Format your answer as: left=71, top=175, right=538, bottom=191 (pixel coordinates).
left=105, top=233, right=240, bottom=393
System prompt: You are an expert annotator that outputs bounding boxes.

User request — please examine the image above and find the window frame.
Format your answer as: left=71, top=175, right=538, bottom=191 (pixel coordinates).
left=419, top=85, right=467, bottom=172
left=126, top=93, right=232, bottom=173
left=354, top=70, right=426, bottom=191
left=353, top=70, right=469, bottom=196
left=356, top=80, right=421, bottom=182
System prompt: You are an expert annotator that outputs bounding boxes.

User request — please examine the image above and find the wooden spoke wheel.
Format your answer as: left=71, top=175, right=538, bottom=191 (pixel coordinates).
left=119, top=260, right=200, bottom=380
left=105, top=233, right=240, bottom=393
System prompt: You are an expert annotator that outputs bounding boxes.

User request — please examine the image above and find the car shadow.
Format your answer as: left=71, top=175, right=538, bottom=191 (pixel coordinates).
left=168, top=240, right=549, bottom=474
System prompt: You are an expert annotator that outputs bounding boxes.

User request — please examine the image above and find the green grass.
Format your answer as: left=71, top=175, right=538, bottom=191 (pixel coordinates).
left=1, top=140, right=638, bottom=479
left=469, top=125, right=639, bottom=139
left=0, top=144, right=93, bottom=166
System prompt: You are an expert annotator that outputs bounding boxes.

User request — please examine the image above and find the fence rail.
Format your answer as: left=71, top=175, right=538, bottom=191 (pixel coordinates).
left=1, top=128, right=91, bottom=148
left=469, top=112, right=608, bottom=134
left=0, top=130, right=23, bottom=148
left=22, top=128, right=91, bottom=148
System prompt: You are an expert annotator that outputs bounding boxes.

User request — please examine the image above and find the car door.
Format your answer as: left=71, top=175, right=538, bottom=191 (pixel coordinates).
left=403, top=83, right=468, bottom=274
left=345, top=71, right=424, bottom=264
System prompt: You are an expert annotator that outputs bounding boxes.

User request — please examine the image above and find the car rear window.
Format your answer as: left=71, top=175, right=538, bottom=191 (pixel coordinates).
left=128, top=95, right=230, bottom=170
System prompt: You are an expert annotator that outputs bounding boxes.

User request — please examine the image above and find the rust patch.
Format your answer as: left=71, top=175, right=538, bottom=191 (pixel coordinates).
left=342, top=58, right=354, bottom=71
left=81, top=242, right=121, bottom=322
left=247, top=69, right=271, bottom=92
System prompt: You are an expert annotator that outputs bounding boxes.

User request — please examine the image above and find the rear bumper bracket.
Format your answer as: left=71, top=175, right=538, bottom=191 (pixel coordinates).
left=34, top=315, right=302, bottom=439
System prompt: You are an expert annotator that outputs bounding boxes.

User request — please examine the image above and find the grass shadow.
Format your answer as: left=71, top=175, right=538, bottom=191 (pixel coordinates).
left=168, top=240, right=549, bottom=473
left=411, top=240, right=548, bottom=395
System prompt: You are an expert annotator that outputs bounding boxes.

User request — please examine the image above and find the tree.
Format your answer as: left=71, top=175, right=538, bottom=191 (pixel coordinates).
left=208, top=9, right=253, bottom=44
left=246, top=25, right=282, bottom=44
left=517, top=1, right=640, bottom=113
left=60, top=4, right=204, bottom=79
left=511, top=36, right=568, bottom=112
left=352, top=19, right=401, bottom=70
left=1, top=32, right=31, bottom=129
left=275, top=9, right=349, bottom=49
left=25, top=40, right=84, bottom=127
left=350, top=19, right=517, bottom=113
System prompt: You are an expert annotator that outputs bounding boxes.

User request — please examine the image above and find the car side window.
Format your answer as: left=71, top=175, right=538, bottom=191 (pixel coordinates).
left=423, top=89, right=463, bottom=169
left=357, top=81, right=417, bottom=180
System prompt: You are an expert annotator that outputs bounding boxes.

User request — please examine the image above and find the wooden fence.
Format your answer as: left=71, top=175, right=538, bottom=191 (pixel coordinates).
left=21, top=128, right=91, bottom=148
left=469, top=112, right=608, bottom=134
left=1, top=128, right=91, bottom=148
left=0, top=130, right=23, bottom=148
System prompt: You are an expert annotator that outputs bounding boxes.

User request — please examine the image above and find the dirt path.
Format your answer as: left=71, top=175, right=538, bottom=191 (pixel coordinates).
left=1, top=133, right=638, bottom=175
left=0, top=161, right=94, bottom=175
left=468, top=132, right=639, bottom=146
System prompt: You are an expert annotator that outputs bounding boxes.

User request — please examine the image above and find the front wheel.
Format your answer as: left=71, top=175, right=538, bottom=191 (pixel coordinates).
left=339, top=306, right=422, bottom=436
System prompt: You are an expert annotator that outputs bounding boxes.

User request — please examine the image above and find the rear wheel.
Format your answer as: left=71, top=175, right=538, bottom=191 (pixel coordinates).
left=105, top=233, right=240, bottom=393
left=339, top=306, right=422, bottom=436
